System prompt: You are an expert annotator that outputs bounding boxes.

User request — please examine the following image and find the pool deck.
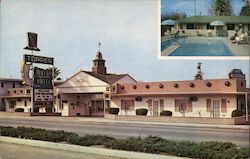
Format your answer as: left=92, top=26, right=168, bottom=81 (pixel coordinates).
left=161, top=36, right=250, bottom=56
left=224, top=38, right=250, bottom=56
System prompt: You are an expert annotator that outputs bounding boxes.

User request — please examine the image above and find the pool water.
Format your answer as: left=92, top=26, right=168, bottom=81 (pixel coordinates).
left=161, top=37, right=233, bottom=56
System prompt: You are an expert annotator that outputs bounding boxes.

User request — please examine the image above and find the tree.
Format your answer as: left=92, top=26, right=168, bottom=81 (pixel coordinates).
left=161, top=11, right=187, bottom=21
left=240, top=0, right=250, bottom=16
left=209, top=0, right=233, bottom=16
left=47, top=67, right=61, bottom=79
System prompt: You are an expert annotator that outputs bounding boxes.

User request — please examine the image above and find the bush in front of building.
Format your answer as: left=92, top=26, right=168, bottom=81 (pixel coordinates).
left=135, top=108, right=148, bottom=116
left=0, top=126, right=249, bottom=159
left=106, top=107, right=119, bottom=115
left=0, top=126, right=78, bottom=142
left=15, top=108, right=24, bottom=112
left=69, top=135, right=116, bottom=146
left=45, top=106, right=53, bottom=113
left=231, top=109, right=244, bottom=117
left=160, top=110, right=172, bottom=116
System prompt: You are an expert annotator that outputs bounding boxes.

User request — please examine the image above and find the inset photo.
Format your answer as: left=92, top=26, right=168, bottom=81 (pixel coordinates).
left=161, top=0, right=250, bottom=57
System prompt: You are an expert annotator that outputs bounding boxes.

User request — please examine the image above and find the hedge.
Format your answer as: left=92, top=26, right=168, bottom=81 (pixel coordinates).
left=232, top=109, right=244, bottom=117
left=160, top=110, right=172, bottom=116
left=0, top=126, right=78, bottom=142
left=0, top=126, right=249, bottom=159
left=107, top=108, right=119, bottom=115
left=15, top=108, right=24, bottom=112
left=136, top=108, right=148, bottom=116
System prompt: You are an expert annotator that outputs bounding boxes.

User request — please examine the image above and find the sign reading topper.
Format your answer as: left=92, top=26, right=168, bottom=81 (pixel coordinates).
left=24, top=54, right=54, bottom=65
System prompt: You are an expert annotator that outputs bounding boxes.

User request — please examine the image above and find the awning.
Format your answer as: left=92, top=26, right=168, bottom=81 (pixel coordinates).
left=210, top=20, right=225, bottom=26
left=161, top=19, right=176, bottom=25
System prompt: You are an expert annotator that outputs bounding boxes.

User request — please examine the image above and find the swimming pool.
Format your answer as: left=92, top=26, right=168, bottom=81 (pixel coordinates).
left=161, top=37, right=233, bottom=56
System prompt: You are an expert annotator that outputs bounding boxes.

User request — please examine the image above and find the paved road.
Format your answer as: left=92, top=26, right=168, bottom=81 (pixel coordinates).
left=0, top=142, right=120, bottom=159
left=0, top=116, right=249, bottom=147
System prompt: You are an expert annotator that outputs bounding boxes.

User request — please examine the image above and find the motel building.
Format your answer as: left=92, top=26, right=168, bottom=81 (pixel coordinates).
left=0, top=51, right=249, bottom=118
left=163, top=16, right=250, bottom=37
left=110, top=68, right=250, bottom=118
left=54, top=51, right=136, bottom=117
left=0, top=78, right=32, bottom=112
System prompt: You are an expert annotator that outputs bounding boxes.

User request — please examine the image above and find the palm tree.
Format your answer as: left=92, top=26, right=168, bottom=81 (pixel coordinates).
left=47, top=67, right=61, bottom=79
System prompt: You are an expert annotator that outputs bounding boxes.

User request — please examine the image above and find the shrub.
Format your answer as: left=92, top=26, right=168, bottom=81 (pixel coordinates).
left=33, top=107, right=39, bottom=113
left=0, top=126, right=78, bottom=142
left=15, top=108, right=24, bottom=112
left=107, top=108, right=119, bottom=115
left=231, top=109, right=244, bottom=117
left=45, top=106, right=53, bottom=113
left=136, top=108, right=148, bottom=116
left=160, top=110, right=172, bottom=116
left=0, top=126, right=249, bottom=159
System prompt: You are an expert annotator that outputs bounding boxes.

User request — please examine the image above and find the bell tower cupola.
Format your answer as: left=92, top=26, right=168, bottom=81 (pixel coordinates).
left=92, top=42, right=107, bottom=75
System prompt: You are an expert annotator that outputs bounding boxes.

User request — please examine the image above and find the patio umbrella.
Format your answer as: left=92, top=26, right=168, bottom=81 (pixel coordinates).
left=210, top=20, right=225, bottom=26
left=161, top=19, right=176, bottom=26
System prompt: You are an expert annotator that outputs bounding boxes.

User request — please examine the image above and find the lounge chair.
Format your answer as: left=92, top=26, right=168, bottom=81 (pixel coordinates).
left=173, top=30, right=180, bottom=38
left=236, top=33, right=249, bottom=44
left=164, top=31, right=172, bottom=39
left=196, top=31, right=202, bottom=36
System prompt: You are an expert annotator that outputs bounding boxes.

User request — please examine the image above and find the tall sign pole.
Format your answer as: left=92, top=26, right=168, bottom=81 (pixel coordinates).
left=246, top=92, right=249, bottom=122
left=24, top=32, right=40, bottom=113
left=23, top=32, right=54, bottom=114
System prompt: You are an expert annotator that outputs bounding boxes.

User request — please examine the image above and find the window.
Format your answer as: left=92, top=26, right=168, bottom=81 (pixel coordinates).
left=187, top=24, right=194, bottom=29
left=1, top=82, right=4, bottom=88
left=207, top=24, right=214, bottom=30
left=121, top=100, right=135, bottom=111
left=227, top=24, right=235, bottom=30
left=196, top=24, right=203, bottom=30
left=76, top=101, right=80, bottom=107
left=9, top=101, right=16, bottom=108
left=221, top=99, right=227, bottom=113
left=206, top=99, right=211, bottom=112
left=12, top=83, right=15, bottom=88
left=159, top=99, right=164, bottom=111
left=147, top=99, right=152, bottom=111
left=24, top=100, right=27, bottom=106
left=174, top=99, right=192, bottom=112
left=26, top=89, right=31, bottom=94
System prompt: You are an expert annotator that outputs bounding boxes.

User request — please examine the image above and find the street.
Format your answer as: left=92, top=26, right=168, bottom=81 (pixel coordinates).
left=0, top=116, right=249, bottom=147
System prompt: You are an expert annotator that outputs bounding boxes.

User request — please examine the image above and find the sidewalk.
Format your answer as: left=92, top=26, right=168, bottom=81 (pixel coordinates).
left=0, top=115, right=249, bottom=130
left=0, top=136, right=190, bottom=159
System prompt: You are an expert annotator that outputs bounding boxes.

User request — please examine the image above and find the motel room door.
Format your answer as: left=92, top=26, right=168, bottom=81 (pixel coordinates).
left=153, top=101, right=159, bottom=116
left=212, top=100, right=220, bottom=118
left=91, top=100, right=104, bottom=117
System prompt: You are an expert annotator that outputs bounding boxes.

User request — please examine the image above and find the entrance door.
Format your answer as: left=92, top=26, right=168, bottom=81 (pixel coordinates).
left=212, top=100, right=220, bottom=117
left=91, top=100, right=104, bottom=117
left=153, top=101, right=159, bottom=116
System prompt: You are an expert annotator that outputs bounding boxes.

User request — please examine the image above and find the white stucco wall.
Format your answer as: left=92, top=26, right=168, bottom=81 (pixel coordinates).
left=59, top=71, right=109, bottom=93
left=111, top=94, right=237, bottom=118
left=5, top=98, right=31, bottom=112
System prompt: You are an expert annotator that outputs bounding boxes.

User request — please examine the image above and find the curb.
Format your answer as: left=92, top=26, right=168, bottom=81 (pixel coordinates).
left=0, top=116, right=249, bottom=130
left=0, top=136, right=190, bottom=159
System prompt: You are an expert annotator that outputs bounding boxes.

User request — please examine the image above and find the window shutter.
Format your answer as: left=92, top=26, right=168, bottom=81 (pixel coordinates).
left=121, top=100, right=125, bottom=110
left=160, top=99, right=164, bottom=111
left=206, top=99, right=211, bottom=112
left=130, top=100, right=135, bottom=111
left=148, top=99, right=152, bottom=111
left=221, top=99, right=227, bottom=113
left=187, top=100, right=192, bottom=112
left=175, top=99, right=179, bottom=111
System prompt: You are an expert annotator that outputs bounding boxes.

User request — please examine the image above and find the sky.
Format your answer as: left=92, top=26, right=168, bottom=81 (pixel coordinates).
left=0, top=0, right=249, bottom=85
left=161, top=0, right=245, bottom=16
